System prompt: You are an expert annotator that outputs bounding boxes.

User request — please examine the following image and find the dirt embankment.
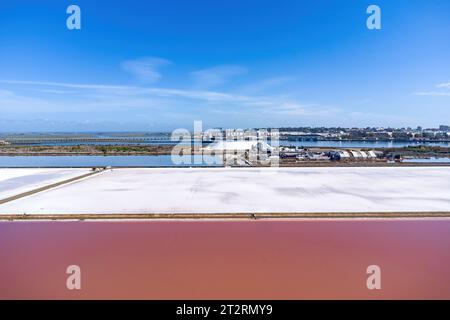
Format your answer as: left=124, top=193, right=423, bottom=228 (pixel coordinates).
left=381, top=146, right=450, bottom=158
left=278, top=160, right=450, bottom=167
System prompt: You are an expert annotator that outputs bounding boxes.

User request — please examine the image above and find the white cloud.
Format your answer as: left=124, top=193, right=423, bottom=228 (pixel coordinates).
left=120, top=57, right=171, bottom=83
left=0, top=80, right=133, bottom=91
left=413, top=82, right=450, bottom=97
left=0, top=79, right=251, bottom=103
left=0, top=89, right=58, bottom=112
left=190, top=65, right=247, bottom=88
left=414, top=91, right=450, bottom=96
left=436, top=82, right=450, bottom=89
left=0, top=79, right=340, bottom=126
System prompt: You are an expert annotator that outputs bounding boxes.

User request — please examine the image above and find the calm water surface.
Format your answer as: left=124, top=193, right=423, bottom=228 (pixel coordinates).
left=0, top=220, right=449, bottom=299
left=8, top=139, right=450, bottom=148
left=0, top=155, right=222, bottom=167
left=280, top=140, right=450, bottom=148
left=403, top=157, right=450, bottom=163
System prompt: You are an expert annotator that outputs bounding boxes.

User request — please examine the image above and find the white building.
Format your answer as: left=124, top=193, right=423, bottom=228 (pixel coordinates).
left=367, top=151, right=377, bottom=158
left=350, top=150, right=362, bottom=158
left=336, top=150, right=351, bottom=158
left=204, top=140, right=273, bottom=153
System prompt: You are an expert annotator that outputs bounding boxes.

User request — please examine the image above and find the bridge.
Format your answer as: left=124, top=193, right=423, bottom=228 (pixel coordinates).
left=1, top=137, right=175, bottom=145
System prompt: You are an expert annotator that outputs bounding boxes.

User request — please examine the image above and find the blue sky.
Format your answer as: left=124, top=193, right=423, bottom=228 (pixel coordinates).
left=0, top=0, right=449, bottom=132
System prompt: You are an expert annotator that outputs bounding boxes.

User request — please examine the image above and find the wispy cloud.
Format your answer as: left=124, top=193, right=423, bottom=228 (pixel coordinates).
left=414, top=91, right=450, bottom=97
left=413, top=82, right=450, bottom=96
left=0, top=80, right=132, bottom=91
left=190, top=65, right=247, bottom=88
left=239, top=76, right=294, bottom=94
left=0, top=79, right=338, bottom=119
left=121, top=57, right=171, bottom=83
left=437, top=82, right=450, bottom=89
left=0, top=79, right=248, bottom=102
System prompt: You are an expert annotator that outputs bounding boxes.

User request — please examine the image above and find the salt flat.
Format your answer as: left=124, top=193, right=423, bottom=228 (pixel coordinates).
left=0, top=168, right=90, bottom=201
left=0, top=167, right=449, bottom=215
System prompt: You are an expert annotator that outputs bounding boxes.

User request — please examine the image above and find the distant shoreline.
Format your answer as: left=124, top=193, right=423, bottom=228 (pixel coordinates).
left=2, top=144, right=450, bottom=158
left=2, top=212, right=450, bottom=221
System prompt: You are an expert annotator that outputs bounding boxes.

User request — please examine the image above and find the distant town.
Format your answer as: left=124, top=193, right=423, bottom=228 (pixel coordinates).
left=2, top=125, right=450, bottom=144
left=201, top=125, right=450, bottom=142
left=276, top=125, right=450, bottom=141
left=0, top=125, right=449, bottom=168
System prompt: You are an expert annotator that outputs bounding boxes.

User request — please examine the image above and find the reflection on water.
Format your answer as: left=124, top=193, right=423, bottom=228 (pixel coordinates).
left=280, top=140, right=450, bottom=148
left=403, top=158, right=450, bottom=163
left=0, top=155, right=222, bottom=167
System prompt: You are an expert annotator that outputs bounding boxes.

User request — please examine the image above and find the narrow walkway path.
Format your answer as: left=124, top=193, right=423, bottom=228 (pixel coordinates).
left=1, top=211, right=450, bottom=221
left=0, top=168, right=106, bottom=206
